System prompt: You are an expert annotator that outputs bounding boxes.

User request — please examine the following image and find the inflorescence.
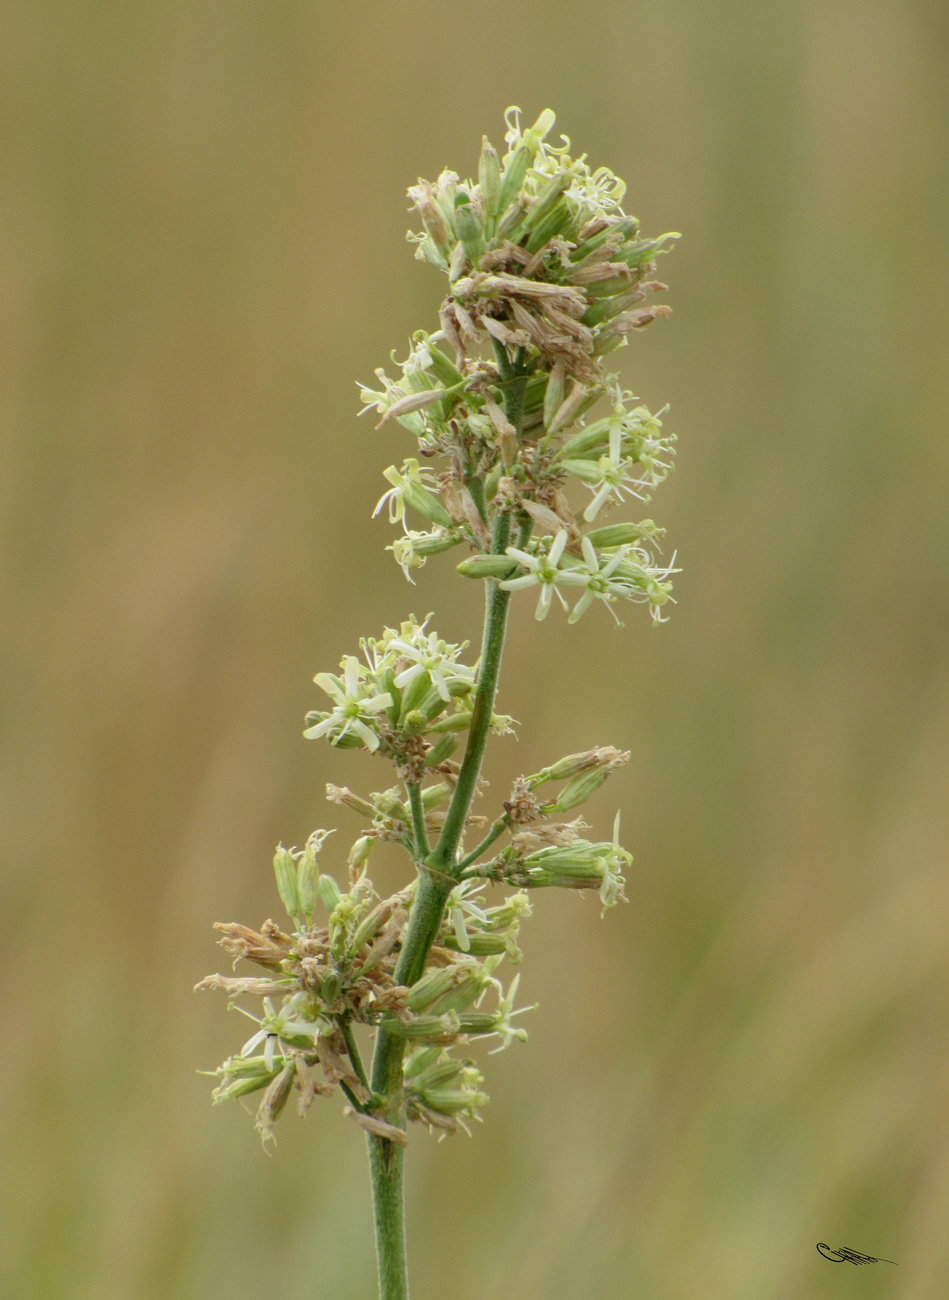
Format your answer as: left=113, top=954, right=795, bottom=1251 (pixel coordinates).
left=199, top=107, right=678, bottom=1148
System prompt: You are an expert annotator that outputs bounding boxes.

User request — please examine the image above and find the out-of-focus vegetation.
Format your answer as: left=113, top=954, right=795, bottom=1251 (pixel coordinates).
left=2, top=2, right=948, bottom=1297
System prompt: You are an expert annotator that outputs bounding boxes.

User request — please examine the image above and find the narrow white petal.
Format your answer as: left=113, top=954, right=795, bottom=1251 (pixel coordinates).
left=352, top=720, right=380, bottom=751
left=394, top=662, right=425, bottom=689
left=583, top=484, right=612, bottom=523
left=241, top=1029, right=266, bottom=1057
left=569, top=590, right=595, bottom=624
left=344, top=657, right=360, bottom=696
left=609, top=421, right=622, bottom=464
left=505, top=546, right=538, bottom=569
left=549, top=529, right=568, bottom=566
left=500, top=574, right=541, bottom=592
left=303, top=716, right=336, bottom=740
left=364, top=693, right=394, bottom=713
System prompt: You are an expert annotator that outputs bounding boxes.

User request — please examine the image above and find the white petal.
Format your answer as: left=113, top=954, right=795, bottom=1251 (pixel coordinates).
left=581, top=536, right=598, bottom=570
left=364, top=692, right=395, bottom=713
left=505, top=546, right=538, bottom=569
left=394, top=662, right=425, bottom=689
left=500, top=574, right=540, bottom=592
left=535, top=585, right=553, bottom=620
left=549, top=529, right=568, bottom=566
left=351, top=720, right=381, bottom=751
left=303, top=716, right=335, bottom=740
left=583, top=484, right=612, bottom=523
left=344, top=657, right=360, bottom=696
left=569, top=589, right=595, bottom=624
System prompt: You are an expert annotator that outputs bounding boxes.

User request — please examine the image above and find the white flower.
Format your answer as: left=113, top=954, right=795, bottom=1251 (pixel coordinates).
left=499, top=529, right=588, bottom=620
left=579, top=418, right=650, bottom=522
left=387, top=624, right=476, bottom=702
left=566, top=536, right=633, bottom=625
left=487, top=974, right=534, bottom=1054
left=236, top=996, right=322, bottom=1072
left=304, top=656, right=393, bottom=751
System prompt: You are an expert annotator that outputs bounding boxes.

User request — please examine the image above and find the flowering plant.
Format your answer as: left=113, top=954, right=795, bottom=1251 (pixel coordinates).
left=198, top=107, right=679, bottom=1300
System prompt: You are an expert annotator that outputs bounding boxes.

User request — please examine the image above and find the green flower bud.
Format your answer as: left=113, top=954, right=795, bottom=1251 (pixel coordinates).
left=559, top=418, right=612, bottom=457
left=479, top=137, right=501, bottom=231
left=316, top=873, right=342, bottom=913
left=497, top=146, right=531, bottom=218
left=453, top=195, right=485, bottom=267
left=454, top=1011, right=502, bottom=1035
left=399, top=668, right=433, bottom=716
left=349, top=899, right=391, bottom=954
left=543, top=361, right=566, bottom=430
left=443, top=932, right=508, bottom=956
left=349, top=835, right=375, bottom=873
left=519, top=170, right=571, bottom=235
left=407, top=966, right=461, bottom=1012
left=424, top=733, right=459, bottom=767
left=381, top=1013, right=459, bottom=1039
left=417, top=1086, right=490, bottom=1115
left=273, top=846, right=300, bottom=922
left=428, top=710, right=473, bottom=734
left=420, top=781, right=451, bottom=811
left=297, top=846, right=319, bottom=924
left=212, top=1058, right=284, bottom=1103
left=555, top=767, right=611, bottom=811
left=428, top=975, right=488, bottom=1016
left=456, top=555, right=518, bottom=579
left=584, top=524, right=648, bottom=549
left=403, top=1046, right=444, bottom=1081
left=410, top=1057, right=465, bottom=1090
left=402, top=708, right=428, bottom=737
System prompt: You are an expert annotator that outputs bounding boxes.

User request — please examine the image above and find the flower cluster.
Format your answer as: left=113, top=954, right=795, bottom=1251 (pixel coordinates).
left=197, top=828, right=533, bottom=1144
left=199, top=111, right=675, bottom=1191
left=358, top=106, right=680, bottom=626
left=302, top=616, right=512, bottom=771
left=199, top=737, right=632, bottom=1143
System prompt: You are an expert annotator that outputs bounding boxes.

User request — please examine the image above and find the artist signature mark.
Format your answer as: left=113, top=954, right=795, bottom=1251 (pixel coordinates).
left=817, top=1243, right=897, bottom=1265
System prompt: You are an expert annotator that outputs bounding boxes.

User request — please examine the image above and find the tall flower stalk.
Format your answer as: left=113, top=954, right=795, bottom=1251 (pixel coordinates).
left=198, top=107, right=680, bottom=1300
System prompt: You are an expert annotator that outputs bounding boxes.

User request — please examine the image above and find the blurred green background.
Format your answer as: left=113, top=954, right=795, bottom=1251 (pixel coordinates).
left=3, top=1, right=949, bottom=1297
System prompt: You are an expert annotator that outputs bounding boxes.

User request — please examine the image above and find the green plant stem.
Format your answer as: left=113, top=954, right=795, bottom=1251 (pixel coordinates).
left=367, top=1134, right=409, bottom=1300
left=455, top=813, right=512, bottom=875
left=406, top=782, right=430, bottom=859
left=366, top=358, right=530, bottom=1300
left=338, top=1018, right=370, bottom=1094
